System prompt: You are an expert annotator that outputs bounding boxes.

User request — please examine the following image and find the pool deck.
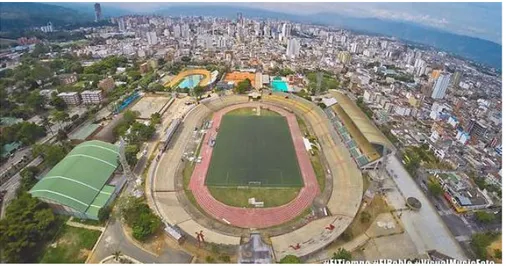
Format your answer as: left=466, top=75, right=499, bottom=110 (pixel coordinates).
left=165, top=69, right=211, bottom=88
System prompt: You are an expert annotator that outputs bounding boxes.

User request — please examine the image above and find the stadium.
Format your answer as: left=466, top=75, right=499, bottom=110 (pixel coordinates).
left=148, top=92, right=365, bottom=259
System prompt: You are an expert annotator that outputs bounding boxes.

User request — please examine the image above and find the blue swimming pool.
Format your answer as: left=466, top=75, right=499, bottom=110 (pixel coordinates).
left=178, top=75, right=203, bottom=89
left=271, top=79, right=289, bottom=92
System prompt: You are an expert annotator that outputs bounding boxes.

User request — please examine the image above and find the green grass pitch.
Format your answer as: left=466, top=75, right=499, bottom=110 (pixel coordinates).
left=205, top=115, right=303, bottom=187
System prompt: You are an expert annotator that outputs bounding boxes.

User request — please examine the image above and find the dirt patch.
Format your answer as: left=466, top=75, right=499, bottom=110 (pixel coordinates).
left=486, top=234, right=502, bottom=263
left=78, top=249, right=90, bottom=260
left=331, top=195, right=391, bottom=247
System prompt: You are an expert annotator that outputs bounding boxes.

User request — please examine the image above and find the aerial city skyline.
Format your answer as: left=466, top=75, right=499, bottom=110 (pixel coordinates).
left=0, top=1, right=502, bottom=265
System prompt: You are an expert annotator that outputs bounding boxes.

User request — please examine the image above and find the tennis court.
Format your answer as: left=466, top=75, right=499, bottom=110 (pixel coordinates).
left=205, top=115, right=303, bottom=187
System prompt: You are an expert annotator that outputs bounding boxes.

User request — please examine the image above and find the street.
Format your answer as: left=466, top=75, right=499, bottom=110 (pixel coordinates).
left=88, top=216, right=192, bottom=263
left=384, top=155, right=467, bottom=260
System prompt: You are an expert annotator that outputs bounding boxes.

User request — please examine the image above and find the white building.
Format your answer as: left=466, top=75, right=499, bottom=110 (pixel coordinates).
left=456, top=130, right=470, bottom=145
left=58, top=92, right=81, bottom=105
left=81, top=90, right=103, bottom=105
left=350, top=42, right=359, bottom=54
left=286, top=38, right=300, bottom=59
left=147, top=31, right=158, bottom=45
left=431, top=73, right=451, bottom=99
left=117, top=18, right=126, bottom=32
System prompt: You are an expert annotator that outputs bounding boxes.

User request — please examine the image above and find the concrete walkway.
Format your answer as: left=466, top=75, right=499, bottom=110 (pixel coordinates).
left=67, top=217, right=105, bottom=232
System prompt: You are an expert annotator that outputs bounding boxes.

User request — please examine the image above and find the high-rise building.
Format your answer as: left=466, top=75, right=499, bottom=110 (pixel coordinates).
left=147, top=31, right=158, bottom=45
left=41, top=22, right=53, bottom=33
left=340, top=35, right=347, bottom=44
left=350, top=42, right=359, bottom=54
left=282, top=23, right=291, bottom=38
left=58, top=92, right=81, bottom=105
left=286, top=38, right=300, bottom=59
left=431, top=73, right=451, bottom=99
left=173, top=24, right=181, bottom=38
left=94, top=3, right=102, bottom=22
left=117, top=18, right=126, bottom=32
left=81, top=90, right=104, bottom=105
left=380, top=41, right=389, bottom=50
left=451, top=71, right=461, bottom=88
left=237, top=12, right=243, bottom=25
left=466, top=119, right=488, bottom=138
left=338, top=51, right=351, bottom=65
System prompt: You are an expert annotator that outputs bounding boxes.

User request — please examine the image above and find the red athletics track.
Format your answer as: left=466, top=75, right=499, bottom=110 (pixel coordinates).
left=188, top=102, right=319, bottom=228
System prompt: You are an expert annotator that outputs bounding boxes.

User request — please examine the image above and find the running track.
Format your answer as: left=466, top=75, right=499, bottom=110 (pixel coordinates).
left=188, top=103, right=319, bottom=228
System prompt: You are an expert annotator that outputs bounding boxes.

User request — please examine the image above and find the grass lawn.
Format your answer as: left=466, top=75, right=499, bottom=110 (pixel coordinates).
left=40, top=225, right=101, bottom=263
left=208, top=187, right=300, bottom=207
left=206, top=115, right=302, bottom=187
left=296, top=116, right=325, bottom=192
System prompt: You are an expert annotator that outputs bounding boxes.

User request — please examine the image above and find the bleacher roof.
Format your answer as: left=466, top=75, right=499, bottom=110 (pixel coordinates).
left=329, top=90, right=394, bottom=151
left=29, top=140, right=120, bottom=216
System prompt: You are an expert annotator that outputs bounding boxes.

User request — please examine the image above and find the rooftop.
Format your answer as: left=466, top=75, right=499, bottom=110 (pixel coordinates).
left=29, top=140, right=120, bottom=217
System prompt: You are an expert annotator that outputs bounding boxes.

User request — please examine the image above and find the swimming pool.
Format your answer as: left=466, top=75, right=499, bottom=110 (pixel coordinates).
left=271, top=79, right=289, bottom=92
left=178, top=75, right=204, bottom=89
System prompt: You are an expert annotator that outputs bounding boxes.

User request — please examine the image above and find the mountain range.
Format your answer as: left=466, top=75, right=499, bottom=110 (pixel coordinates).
left=0, top=2, right=501, bottom=70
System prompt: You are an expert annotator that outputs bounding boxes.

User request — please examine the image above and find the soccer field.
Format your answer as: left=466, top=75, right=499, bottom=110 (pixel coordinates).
left=205, top=114, right=303, bottom=187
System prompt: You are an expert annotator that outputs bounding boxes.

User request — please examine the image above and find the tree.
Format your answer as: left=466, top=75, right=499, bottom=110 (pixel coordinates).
left=120, top=196, right=162, bottom=241
left=475, top=211, right=495, bottom=224
left=234, top=79, right=251, bottom=94
left=494, top=249, right=502, bottom=260
left=279, top=255, right=301, bottom=263
left=193, top=86, right=206, bottom=100
left=49, top=96, right=67, bottom=111
left=32, top=143, right=68, bottom=167
left=150, top=113, right=162, bottom=126
left=25, top=91, right=46, bottom=112
left=360, top=211, right=372, bottom=223
left=18, top=166, right=40, bottom=194
left=332, top=248, right=352, bottom=261
left=125, top=144, right=140, bottom=166
left=129, top=122, right=155, bottom=143
left=112, top=250, right=122, bottom=261
left=0, top=192, right=59, bottom=262
left=471, top=232, right=500, bottom=260
left=98, top=207, right=111, bottom=223
left=51, top=110, right=70, bottom=130
left=127, top=70, right=141, bottom=81
left=147, top=83, right=165, bottom=92
left=428, top=182, right=444, bottom=196
left=13, top=122, right=46, bottom=145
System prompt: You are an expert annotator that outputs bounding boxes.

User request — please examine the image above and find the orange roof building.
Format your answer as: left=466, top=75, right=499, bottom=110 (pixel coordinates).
left=224, top=71, right=256, bottom=87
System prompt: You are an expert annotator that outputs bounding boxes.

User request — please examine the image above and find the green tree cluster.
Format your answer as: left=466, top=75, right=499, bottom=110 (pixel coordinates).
left=234, top=79, right=251, bottom=94
left=0, top=193, right=60, bottom=262
left=128, top=122, right=156, bottom=143
left=0, top=121, right=46, bottom=146
left=150, top=113, right=162, bottom=126
left=83, top=55, right=128, bottom=75
left=112, top=110, right=140, bottom=140
left=332, top=248, right=352, bottom=261
left=474, top=211, right=496, bottom=224
left=279, top=255, right=301, bottom=263
left=470, top=232, right=499, bottom=260
left=428, top=182, right=444, bottom=196
left=18, top=166, right=40, bottom=194
left=32, top=143, right=69, bottom=167
left=121, top=197, right=162, bottom=241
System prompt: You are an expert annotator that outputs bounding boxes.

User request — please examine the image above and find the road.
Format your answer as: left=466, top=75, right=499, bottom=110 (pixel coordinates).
left=384, top=155, right=468, bottom=260
left=88, top=216, right=192, bottom=263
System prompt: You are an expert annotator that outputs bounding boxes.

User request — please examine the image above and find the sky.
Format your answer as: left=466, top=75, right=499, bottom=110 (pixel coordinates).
left=99, top=2, right=502, bottom=44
